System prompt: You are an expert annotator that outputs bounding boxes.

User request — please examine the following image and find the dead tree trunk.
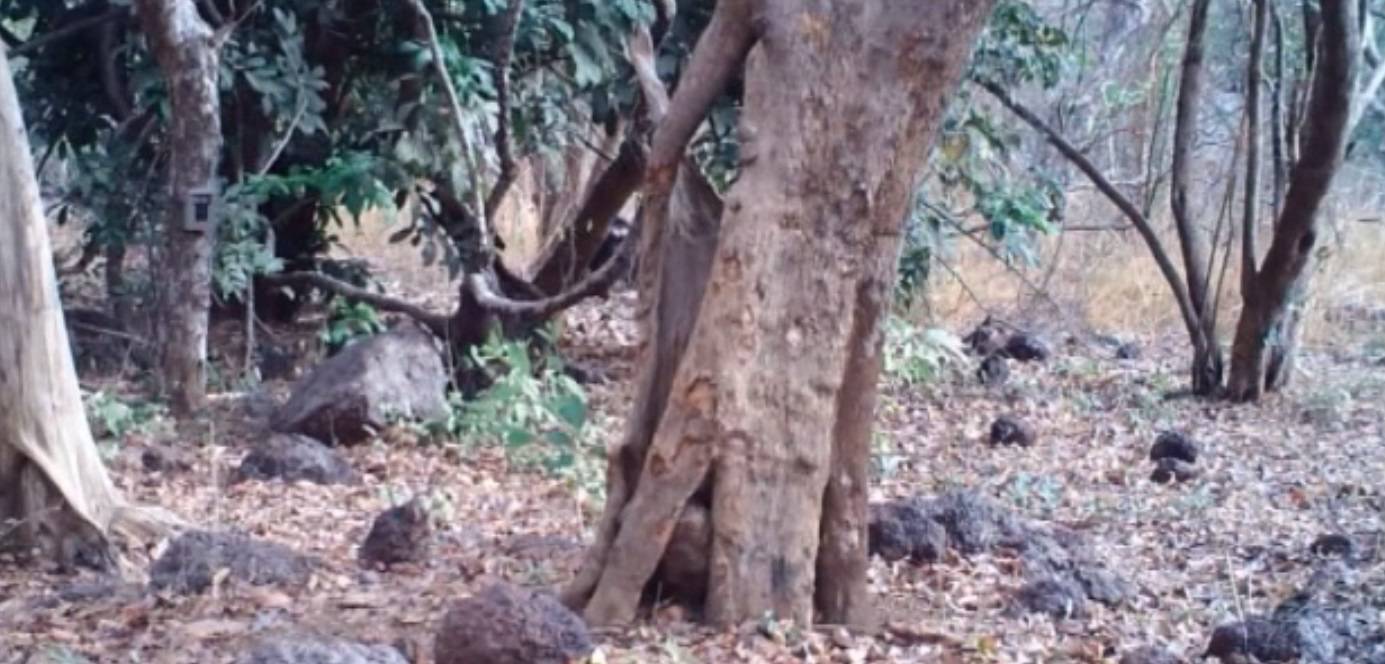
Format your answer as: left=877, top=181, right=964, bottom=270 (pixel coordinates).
left=0, top=46, right=177, bottom=567
left=135, top=0, right=223, bottom=416
left=565, top=0, right=995, bottom=627
left=1227, top=0, right=1357, bottom=400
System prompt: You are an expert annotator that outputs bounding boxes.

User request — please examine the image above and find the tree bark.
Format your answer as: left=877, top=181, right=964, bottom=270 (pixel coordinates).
left=1, top=46, right=177, bottom=566
left=570, top=0, right=994, bottom=628
left=1227, top=0, right=1357, bottom=401
left=135, top=0, right=223, bottom=416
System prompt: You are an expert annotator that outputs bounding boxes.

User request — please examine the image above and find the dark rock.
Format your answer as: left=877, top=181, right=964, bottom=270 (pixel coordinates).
left=149, top=530, right=315, bottom=595
left=1205, top=618, right=1301, bottom=663
left=657, top=503, right=712, bottom=602
left=434, top=582, right=593, bottom=664
left=978, top=354, right=1010, bottom=386
left=1015, top=576, right=1087, bottom=618
left=925, top=490, right=1026, bottom=555
left=1119, top=645, right=1184, bottom=664
left=989, top=415, right=1036, bottom=447
left=964, top=317, right=1007, bottom=356
left=1309, top=534, right=1355, bottom=558
left=562, top=362, right=605, bottom=385
left=1116, top=342, right=1142, bottom=361
left=359, top=498, right=432, bottom=568
left=141, top=444, right=194, bottom=473
left=239, top=635, right=408, bottom=664
left=1150, top=458, right=1200, bottom=484
left=271, top=323, right=449, bottom=445
left=235, top=434, right=357, bottom=485
left=868, top=500, right=948, bottom=563
left=1150, top=431, right=1199, bottom=464
left=1004, top=333, right=1051, bottom=362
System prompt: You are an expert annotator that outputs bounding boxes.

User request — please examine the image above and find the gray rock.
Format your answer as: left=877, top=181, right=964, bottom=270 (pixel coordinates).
left=434, top=583, right=593, bottom=664
left=359, top=498, right=432, bottom=568
left=271, top=323, right=448, bottom=445
left=239, top=635, right=408, bottom=664
left=149, top=530, right=315, bottom=595
left=1016, top=576, right=1088, bottom=618
left=236, top=434, right=357, bottom=485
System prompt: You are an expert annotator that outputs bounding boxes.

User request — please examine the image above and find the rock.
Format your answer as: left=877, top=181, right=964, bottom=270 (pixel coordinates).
left=150, top=530, right=315, bottom=595
left=1150, top=431, right=1199, bottom=464
left=359, top=498, right=432, bottom=568
left=1309, top=534, right=1355, bottom=558
left=1205, top=618, right=1301, bottom=663
left=239, top=635, right=408, bottom=664
left=1119, top=645, right=1185, bottom=664
left=978, top=354, right=1009, bottom=386
left=141, top=444, right=194, bottom=473
left=1004, top=333, right=1050, bottom=362
left=925, top=490, right=1026, bottom=555
left=868, top=500, right=948, bottom=563
left=657, top=503, right=712, bottom=602
left=271, top=323, right=449, bottom=445
left=434, top=582, right=593, bottom=664
left=1015, top=576, right=1087, bottom=618
left=1150, top=458, right=1200, bottom=484
left=989, top=415, right=1036, bottom=447
left=235, top=434, right=357, bottom=485
left=1116, top=342, right=1142, bottom=360
left=964, top=317, right=1006, bottom=356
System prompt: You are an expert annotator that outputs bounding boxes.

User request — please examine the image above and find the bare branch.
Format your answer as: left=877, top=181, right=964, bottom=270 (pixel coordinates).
left=466, top=234, right=632, bottom=318
left=977, top=79, right=1205, bottom=346
left=12, top=6, right=128, bottom=56
left=263, top=272, right=451, bottom=337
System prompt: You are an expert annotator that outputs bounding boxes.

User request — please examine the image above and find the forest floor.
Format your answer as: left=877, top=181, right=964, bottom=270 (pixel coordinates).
left=3, top=233, right=1384, bottom=663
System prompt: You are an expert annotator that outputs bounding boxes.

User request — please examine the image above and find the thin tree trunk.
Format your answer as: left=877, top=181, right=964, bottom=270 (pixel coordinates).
left=1227, top=0, right=1357, bottom=401
left=1242, top=0, right=1268, bottom=295
left=0, top=46, right=177, bottom=565
left=573, top=0, right=994, bottom=628
left=135, top=0, right=223, bottom=416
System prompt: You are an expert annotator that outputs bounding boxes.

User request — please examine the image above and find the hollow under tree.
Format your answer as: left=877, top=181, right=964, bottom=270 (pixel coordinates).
left=1, top=45, right=176, bottom=568
left=561, top=0, right=996, bottom=626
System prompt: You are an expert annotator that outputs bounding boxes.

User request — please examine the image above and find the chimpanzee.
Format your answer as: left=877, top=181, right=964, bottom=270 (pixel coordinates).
left=586, top=216, right=636, bottom=289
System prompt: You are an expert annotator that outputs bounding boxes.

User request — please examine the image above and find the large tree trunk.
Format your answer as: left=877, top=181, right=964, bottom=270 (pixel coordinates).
left=1227, top=0, right=1356, bottom=401
left=135, top=0, right=223, bottom=416
left=567, top=0, right=995, bottom=628
left=1, top=46, right=175, bottom=567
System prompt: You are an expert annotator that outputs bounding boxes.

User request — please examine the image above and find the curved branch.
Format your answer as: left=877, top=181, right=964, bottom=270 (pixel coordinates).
left=978, top=79, right=1204, bottom=346
left=482, top=0, right=526, bottom=222
left=12, top=6, right=128, bottom=56
left=467, top=234, right=631, bottom=317
left=263, top=272, right=450, bottom=337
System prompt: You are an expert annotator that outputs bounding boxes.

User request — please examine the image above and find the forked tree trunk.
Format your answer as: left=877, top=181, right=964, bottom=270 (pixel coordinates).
left=1227, top=0, right=1356, bottom=401
left=567, top=0, right=994, bottom=627
left=0, top=47, right=176, bottom=567
left=135, top=0, right=223, bottom=416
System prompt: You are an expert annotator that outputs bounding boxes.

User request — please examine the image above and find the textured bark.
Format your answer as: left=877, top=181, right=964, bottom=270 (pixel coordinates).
left=135, top=0, right=223, bottom=416
left=1, top=47, right=177, bottom=564
left=1227, top=0, right=1356, bottom=401
left=572, top=0, right=994, bottom=628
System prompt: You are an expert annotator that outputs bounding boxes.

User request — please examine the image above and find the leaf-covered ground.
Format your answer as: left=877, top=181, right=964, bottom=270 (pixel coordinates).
left=3, top=284, right=1383, bottom=663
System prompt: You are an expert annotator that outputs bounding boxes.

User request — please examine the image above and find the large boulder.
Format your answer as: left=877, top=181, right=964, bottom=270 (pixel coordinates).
left=149, top=530, right=316, bottom=595
left=235, top=433, right=357, bottom=485
left=271, top=323, right=449, bottom=446
left=434, top=582, right=593, bottom=664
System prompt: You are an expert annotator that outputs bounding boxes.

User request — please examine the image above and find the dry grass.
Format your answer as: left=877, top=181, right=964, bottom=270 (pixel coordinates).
left=927, top=197, right=1385, bottom=350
